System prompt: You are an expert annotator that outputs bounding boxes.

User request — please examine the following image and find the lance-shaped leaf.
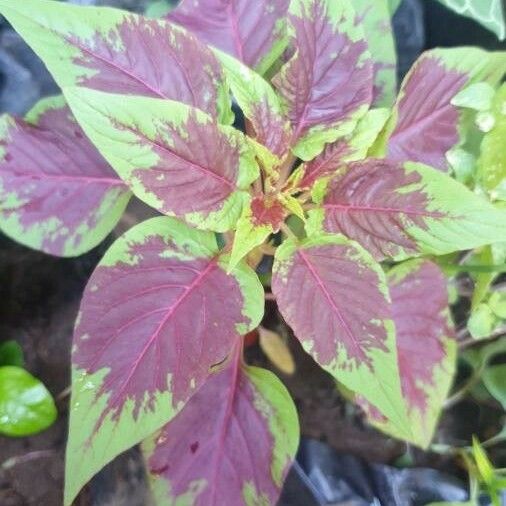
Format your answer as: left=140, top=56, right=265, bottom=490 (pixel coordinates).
left=0, top=96, right=130, bottom=256
left=272, top=234, right=411, bottom=439
left=307, top=159, right=506, bottom=261
left=64, top=88, right=259, bottom=232
left=380, top=48, right=506, bottom=171
left=436, top=0, right=505, bottom=40
left=143, top=343, right=299, bottom=506
left=361, top=260, right=456, bottom=448
left=229, top=195, right=287, bottom=271
left=272, top=0, right=374, bottom=160
left=0, top=0, right=232, bottom=123
left=353, top=0, right=397, bottom=107
left=168, top=0, right=290, bottom=75
left=216, top=50, right=292, bottom=157
left=65, top=216, right=264, bottom=505
left=297, top=108, right=389, bottom=189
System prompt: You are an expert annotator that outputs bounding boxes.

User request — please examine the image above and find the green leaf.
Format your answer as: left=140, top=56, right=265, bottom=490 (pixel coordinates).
left=387, top=0, right=402, bottom=14
left=436, top=0, right=506, bottom=40
left=451, top=82, right=496, bottom=112
left=352, top=0, right=397, bottom=107
left=215, top=49, right=291, bottom=158
left=144, top=0, right=172, bottom=18
left=468, top=303, right=496, bottom=339
left=489, top=291, right=506, bottom=319
left=483, top=364, right=506, bottom=409
left=0, top=366, right=57, bottom=437
left=477, top=84, right=506, bottom=201
left=0, top=341, right=24, bottom=367
left=63, top=88, right=259, bottom=232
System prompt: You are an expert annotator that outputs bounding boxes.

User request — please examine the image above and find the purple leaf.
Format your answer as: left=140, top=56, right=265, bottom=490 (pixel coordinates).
left=272, top=235, right=410, bottom=435
left=0, top=1, right=232, bottom=122
left=144, top=342, right=299, bottom=506
left=309, top=159, right=442, bottom=260
left=272, top=0, right=373, bottom=160
left=360, top=260, right=457, bottom=447
left=0, top=96, right=130, bottom=256
left=63, top=89, right=259, bottom=232
left=168, top=0, right=290, bottom=74
left=66, top=217, right=264, bottom=503
left=308, top=158, right=506, bottom=261
left=385, top=48, right=506, bottom=171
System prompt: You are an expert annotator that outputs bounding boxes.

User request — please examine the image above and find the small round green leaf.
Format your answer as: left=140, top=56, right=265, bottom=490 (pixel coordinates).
left=0, top=341, right=24, bottom=367
left=0, top=366, right=57, bottom=437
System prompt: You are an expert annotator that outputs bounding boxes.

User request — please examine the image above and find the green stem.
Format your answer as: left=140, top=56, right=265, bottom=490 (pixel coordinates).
left=440, top=263, right=506, bottom=274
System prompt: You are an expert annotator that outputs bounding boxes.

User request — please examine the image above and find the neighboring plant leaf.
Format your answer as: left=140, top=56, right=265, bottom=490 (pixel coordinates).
left=353, top=0, right=397, bottom=107
left=363, top=260, right=456, bottom=448
left=272, top=0, right=373, bottom=160
left=0, top=366, right=57, bottom=437
left=307, top=159, right=506, bottom=261
left=436, top=0, right=506, bottom=40
left=0, top=96, right=131, bottom=256
left=387, top=0, right=402, bottom=14
left=272, top=234, right=411, bottom=439
left=168, top=0, right=290, bottom=75
left=381, top=48, right=506, bottom=171
left=0, top=0, right=232, bottom=124
left=297, top=108, right=389, bottom=189
left=216, top=50, right=292, bottom=157
left=64, top=88, right=259, bottom=233
left=468, top=303, right=496, bottom=340
left=143, top=342, right=299, bottom=505
left=145, top=0, right=172, bottom=18
left=229, top=195, right=286, bottom=271
left=65, top=216, right=264, bottom=505
left=483, top=365, right=506, bottom=409
left=489, top=291, right=506, bottom=319
left=259, top=327, right=296, bottom=375
left=477, top=84, right=506, bottom=201
left=0, top=341, right=24, bottom=367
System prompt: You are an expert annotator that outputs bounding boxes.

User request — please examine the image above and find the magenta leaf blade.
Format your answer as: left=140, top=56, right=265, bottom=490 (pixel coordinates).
left=308, top=159, right=506, bottom=261
left=384, top=48, right=506, bottom=171
left=273, top=0, right=374, bottom=160
left=0, top=0, right=232, bottom=123
left=0, top=95, right=130, bottom=256
left=144, top=343, right=299, bottom=506
left=272, top=234, right=411, bottom=438
left=64, top=88, right=259, bottom=232
left=65, top=216, right=264, bottom=505
left=168, top=0, right=290, bottom=75
left=361, top=260, right=457, bottom=447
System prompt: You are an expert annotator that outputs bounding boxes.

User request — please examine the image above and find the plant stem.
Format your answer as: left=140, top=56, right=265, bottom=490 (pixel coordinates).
left=275, top=153, right=297, bottom=191
left=279, top=222, right=297, bottom=241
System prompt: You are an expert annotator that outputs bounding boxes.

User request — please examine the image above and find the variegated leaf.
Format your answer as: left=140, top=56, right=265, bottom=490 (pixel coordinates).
left=361, top=260, right=456, bottom=448
left=0, top=0, right=233, bottom=123
left=168, top=0, right=290, bottom=75
left=65, top=217, right=264, bottom=505
left=64, top=88, right=259, bottom=232
left=379, top=48, right=506, bottom=171
left=0, top=95, right=130, bottom=256
left=272, top=234, right=412, bottom=440
left=307, top=159, right=506, bottom=261
left=272, top=0, right=374, bottom=160
left=143, top=342, right=299, bottom=506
